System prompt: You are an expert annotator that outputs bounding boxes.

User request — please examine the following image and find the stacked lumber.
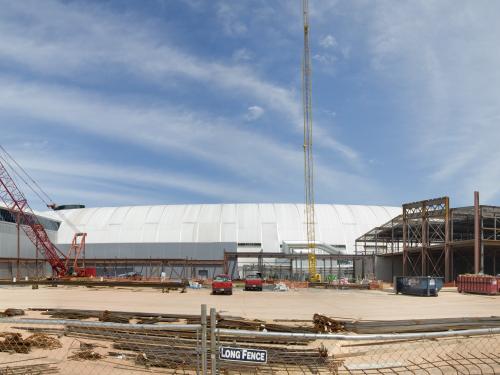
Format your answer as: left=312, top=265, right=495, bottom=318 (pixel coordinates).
left=214, top=317, right=316, bottom=333
left=313, top=314, right=500, bottom=334
left=35, top=308, right=316, bottom=333
left=64, top=325, right=313, bottom=346
left=98, top=310, right=130, bottom=324
left=35, top=308, right=195, bottom=324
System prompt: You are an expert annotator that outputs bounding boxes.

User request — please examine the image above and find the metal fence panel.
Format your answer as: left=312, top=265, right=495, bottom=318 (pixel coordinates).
left=0, top=319, right=203, bottom=374
left=215, top=328, right=500, bottom=374
left=0, top=312, right=499, bottom=374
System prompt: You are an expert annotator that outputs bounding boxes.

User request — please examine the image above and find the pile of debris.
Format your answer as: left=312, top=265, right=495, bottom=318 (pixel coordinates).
left=35, top=308, right=198, bottom=324
left=68, top=349, right=103, bottom=361
left=0, top=333, right=30, bottom=354
left=34, top=308, right=317, bottom=334
left=0, top=333, right=61, bottom=353
left=24, top=333, right=62, bottom=350
left=0, top=308, right=25, bottom=318
left=313, top=314, right=500, bottom=334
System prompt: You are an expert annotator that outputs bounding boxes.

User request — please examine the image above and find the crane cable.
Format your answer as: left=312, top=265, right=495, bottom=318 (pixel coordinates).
left=0, top=145, right=81, bottom=234
left=0, top=149, right=50, bottom=207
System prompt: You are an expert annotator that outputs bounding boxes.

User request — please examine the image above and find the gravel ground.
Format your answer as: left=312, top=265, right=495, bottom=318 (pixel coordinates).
left=0, top=285, right=498, bottom=320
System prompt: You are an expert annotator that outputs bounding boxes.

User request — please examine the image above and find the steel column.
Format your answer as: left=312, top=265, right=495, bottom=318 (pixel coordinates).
left=474, top=191, right=481, bottom=274
left=421, top=208, right=427, bottom=276
left=210, top=307, right=217, bottom=374
left=201, top=304, right=207, bottom=374
left=444, top=197, right=451, bottom=282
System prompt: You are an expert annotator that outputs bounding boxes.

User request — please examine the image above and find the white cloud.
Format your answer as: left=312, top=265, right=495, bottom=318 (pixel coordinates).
left=0, top=1, right=295, bottom=119
left=0, top=78, right=297, bottom=186
left=313, top=54, right=337, bottom=65
left=319, top=34, right=337, bottom=49
left=244, top=105, right=264, bottom=121
left=14, top=151, right=270, bottom=204
left=0, top=1, right=382, bottom=204
left=0, top=0, right=362, bottom=169
left=216, top=2, right=247, bottom=36
left=0, top=78, right=380, bottom=205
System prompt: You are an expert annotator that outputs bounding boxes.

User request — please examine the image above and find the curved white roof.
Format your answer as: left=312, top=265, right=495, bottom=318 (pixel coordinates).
left=46, top=204, right=400, bottom=254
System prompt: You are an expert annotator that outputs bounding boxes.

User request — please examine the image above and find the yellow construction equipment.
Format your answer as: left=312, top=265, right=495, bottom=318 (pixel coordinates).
left=302, top=0, right=320, bottom=283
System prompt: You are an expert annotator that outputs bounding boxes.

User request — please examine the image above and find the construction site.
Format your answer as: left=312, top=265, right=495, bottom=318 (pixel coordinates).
left=0, top=1, right=498, bottom=374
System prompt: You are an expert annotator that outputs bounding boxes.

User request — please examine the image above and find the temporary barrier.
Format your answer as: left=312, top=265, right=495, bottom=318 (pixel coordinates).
left=457, top=274, right=500, bottom=295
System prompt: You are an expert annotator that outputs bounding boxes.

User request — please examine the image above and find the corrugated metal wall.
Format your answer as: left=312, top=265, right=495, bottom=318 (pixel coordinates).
left=58, top=242, right=236, bottom=260
left=0, top=220, right=58, bottom=279
left=0, top=221, right=58, bottom=258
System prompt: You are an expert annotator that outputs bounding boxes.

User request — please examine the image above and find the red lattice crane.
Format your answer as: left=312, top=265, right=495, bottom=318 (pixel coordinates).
left=0, top=160, right=69, bottom=277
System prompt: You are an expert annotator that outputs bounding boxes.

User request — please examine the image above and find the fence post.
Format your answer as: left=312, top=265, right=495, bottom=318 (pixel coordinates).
left=201, top=304, right=207, bottom=374
left=210, top=307, right=217, bottom=374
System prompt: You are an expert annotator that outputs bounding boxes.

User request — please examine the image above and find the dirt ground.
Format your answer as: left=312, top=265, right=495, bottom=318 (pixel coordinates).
left=0, top=285, right=499, bottom=320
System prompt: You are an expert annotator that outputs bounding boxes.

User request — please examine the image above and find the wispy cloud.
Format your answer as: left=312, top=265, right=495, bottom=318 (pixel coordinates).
left=319, top=34, right=337, bottom=49
left=0, top=0, right=388, bottom=207
left=216, top=2, right=247, bottom=36
left=0, top=75, right=382, bottom=205
left=367, top=1, right=500, bottom=204
left=14, top=151, right=271, bottom=204
left=244, top=106, right=264, bottom=121
left=0, top=0, right=362, bottom=169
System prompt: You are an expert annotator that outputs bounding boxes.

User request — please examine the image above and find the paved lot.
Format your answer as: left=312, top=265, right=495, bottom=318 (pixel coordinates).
left=0, top=285, right=499, bottom=320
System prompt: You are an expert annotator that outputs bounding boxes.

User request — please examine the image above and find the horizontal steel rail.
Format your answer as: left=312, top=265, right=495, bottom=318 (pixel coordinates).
left=0, top=318, right=201, bottom=331
left=216, top=327, right=500, bottom=340
left=1, top=318, right=498, bottom=338
left=0, top=279, right=186, bottom=288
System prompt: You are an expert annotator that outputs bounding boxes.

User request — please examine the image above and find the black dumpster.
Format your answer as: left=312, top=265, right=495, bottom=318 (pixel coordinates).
left=394, top=276, right=444, bottom=296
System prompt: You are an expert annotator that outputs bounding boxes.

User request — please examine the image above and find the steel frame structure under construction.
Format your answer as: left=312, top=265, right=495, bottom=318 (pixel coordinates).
left=355, top=193, right=500, bottom=282
left=223, top=251, right=369, bottom=281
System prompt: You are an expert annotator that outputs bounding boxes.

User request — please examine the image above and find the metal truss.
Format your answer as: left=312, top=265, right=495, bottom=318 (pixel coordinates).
left=402, top=197, right=450, bottom=279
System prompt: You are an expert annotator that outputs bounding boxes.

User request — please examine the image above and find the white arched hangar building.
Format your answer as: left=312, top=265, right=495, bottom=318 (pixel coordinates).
left=42, top=203, right=399, bottom=278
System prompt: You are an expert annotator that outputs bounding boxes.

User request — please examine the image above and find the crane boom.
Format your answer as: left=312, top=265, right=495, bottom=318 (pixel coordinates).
left=0, top=160, right=68, bottom=277
left=302, top=0, right=318, bottom=281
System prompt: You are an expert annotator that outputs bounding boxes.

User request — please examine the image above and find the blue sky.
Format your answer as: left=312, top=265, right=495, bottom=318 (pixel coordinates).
left=0, top=0, right=499, bottom=209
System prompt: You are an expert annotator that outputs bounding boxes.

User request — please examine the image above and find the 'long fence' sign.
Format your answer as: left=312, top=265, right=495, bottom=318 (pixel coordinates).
left=219, top=346, right=268, bottom=364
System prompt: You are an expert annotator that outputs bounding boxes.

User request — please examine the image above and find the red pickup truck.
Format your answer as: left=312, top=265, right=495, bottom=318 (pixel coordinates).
left=244, top=274, right=263, bottom=291
left=212, top=274, right=233, bottom=295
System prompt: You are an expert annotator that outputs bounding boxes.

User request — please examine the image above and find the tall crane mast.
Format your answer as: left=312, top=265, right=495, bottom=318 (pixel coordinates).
left=302, top=0, right=319, bottom=282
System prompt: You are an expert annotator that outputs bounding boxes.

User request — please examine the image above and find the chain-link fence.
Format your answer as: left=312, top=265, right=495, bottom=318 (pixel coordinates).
left=0, top=317, right=203, bottom=374
left=214, top=327, right=500, bottom=374
left=0, top=306, right=499, bottom=374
